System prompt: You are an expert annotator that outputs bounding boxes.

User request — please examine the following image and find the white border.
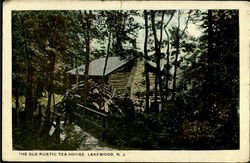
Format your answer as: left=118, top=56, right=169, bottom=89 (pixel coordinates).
left=2, top=1, right=250, bottom=162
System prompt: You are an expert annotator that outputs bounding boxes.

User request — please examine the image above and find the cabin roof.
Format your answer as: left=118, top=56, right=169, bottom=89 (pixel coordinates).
left=66, top=57, right=132, bottom=76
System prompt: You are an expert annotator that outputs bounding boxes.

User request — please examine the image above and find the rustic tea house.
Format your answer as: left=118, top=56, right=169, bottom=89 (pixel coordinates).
left=66, top=57, right=166, bottom=109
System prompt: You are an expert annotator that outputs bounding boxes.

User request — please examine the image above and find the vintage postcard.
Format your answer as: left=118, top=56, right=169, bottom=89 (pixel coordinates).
left=2, top=0, right=250, bottom=162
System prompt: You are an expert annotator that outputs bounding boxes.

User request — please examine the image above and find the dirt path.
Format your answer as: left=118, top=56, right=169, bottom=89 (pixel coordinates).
left=73, top=125, right=114, bottom=150
left=79, top=131, right=114, bottom=150
left=50, top=122, right=114, bottom=150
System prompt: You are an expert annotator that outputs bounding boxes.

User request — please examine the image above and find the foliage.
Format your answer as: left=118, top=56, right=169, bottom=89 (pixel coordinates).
left=105, top=109, right=183, bottom=150
left=13, top=125, right=85, bottom=150
left=171, top=10, right=239, bottom=149
left=58, top=79, right=126, bottom=117
left=12, top=10, right=239, bottom=150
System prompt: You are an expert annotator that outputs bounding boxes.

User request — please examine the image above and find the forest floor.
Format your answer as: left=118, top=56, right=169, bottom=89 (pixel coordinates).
left=78, top=129, right=114, bottom=150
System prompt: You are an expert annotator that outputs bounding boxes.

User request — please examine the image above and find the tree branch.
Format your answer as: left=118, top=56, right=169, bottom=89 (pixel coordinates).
left=180, top=10, right=192, bottom=38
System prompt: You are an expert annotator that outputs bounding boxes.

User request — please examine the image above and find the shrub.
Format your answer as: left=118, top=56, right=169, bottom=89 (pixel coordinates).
left=13, top=124, right=86, bottom=150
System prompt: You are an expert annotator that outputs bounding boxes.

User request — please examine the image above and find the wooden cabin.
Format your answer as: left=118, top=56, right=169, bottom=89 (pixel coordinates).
left=66, top=57, right=166, bottom=110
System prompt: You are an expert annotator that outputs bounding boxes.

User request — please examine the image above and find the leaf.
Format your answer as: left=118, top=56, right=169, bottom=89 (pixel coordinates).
left=92, top=102, right=99, bottom=109
left=104, top=102, right=109, bottom=112
left=74, top=94, right=81, bottom=98
left=103, top=97, right=110, bottom=105
left=93, top=88, right=99, bottom=94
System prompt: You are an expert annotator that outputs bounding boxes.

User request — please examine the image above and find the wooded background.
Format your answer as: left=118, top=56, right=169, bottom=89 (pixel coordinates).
left=12, top=10, right=239, bottom=150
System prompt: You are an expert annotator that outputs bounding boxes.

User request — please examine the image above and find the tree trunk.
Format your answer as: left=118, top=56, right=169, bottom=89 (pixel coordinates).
left=164, top=11, right=175, bottom=101
left=143, top=10, right=150, bottom=113
left=208, top=10, right=213, bottom=63
left=172, top=10, right=181, bottom=100
left=44, top=53, right=56, bottom=137
left=158, top=11, right=165, bottom=108
left=151, top=11, right=160, bottom=113
left=115, top=11, right=123, bottom=56
left=103, top=30, right=112, bottom=80
left=21, top=16, right=34, bottom=129
left=165, top=32, right=170, bottom=101
left=171, top=10, right=192, bottom=100
left=51, top=92, right=56, bottom=123
left=14, top=83, right=20, bottom=127
left=83, top=11, right=91, bottom=106
left=33, top=78, right=42, bottom=128
left=205, top=10, right=214, bottom=107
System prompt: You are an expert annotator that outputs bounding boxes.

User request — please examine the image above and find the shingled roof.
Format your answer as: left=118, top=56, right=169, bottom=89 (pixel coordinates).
left=66, top=57, right=132, bottom=76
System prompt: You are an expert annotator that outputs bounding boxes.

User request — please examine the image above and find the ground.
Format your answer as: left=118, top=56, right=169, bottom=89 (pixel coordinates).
left=49, top=122, right=114, bottom=150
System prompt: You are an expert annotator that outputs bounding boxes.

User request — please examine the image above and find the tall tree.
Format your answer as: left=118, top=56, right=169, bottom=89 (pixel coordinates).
left=143, top=10, right=150, bottom=113
left=102, top=10, right=140, bottom=82
left=12, top=11, right=69, bottom=131
left=12, top=12, right=29, bottom=127
left=150, top=10, right=173, bottom=112
left=150, top=10, right=161, bottom=113
left=103, top=28, right=112, bottom=78
left=171, top=10, right=192, bottom=100
left=21, top=15, right=36, bottom=128
left=158, top=11, right=165, bottom=105
left=163, top=10, right=175, bottom=101
left=40, top=13, right=68, bottom=136
left=179, top=10, right=239, bottom=148
left=83, top=11, right=92, bottom=105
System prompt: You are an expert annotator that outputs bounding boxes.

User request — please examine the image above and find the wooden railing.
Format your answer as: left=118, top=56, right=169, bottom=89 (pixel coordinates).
left=73, top=104, right=108, bottom=141
left=37, top=103, right=109, bottom=141
left=38, top=104, right=64, bottom=140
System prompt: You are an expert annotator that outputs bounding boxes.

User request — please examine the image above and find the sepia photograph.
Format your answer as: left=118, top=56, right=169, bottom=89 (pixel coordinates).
left=2, top=1, right=250, bottom=162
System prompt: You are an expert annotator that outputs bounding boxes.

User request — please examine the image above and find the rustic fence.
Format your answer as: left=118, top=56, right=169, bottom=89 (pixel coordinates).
left=73, top=103, right=108, bottom=141
left=37, top=102, right=108, bottom=141
left=38, top=104, right=64, bottom=140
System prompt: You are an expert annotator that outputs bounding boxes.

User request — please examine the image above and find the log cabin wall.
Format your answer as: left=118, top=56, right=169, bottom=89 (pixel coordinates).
left=129, top=59, right=146, bottom=110
left=108, top=60, right=134, bottom=94
left=66, top=58, right=158, bottom=111
left=129, top=59, right=157, bottom=111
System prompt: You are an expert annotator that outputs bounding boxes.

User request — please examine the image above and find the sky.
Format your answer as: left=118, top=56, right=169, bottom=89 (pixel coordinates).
left=135, top=10, right=205, bottom=51
left=186, top=23, right=204, bottom=37
left=91, top=10, right=205, bottom=57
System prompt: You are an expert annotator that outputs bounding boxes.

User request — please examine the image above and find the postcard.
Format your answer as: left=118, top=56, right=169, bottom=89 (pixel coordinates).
left=2, top=0, right=250, bottom=162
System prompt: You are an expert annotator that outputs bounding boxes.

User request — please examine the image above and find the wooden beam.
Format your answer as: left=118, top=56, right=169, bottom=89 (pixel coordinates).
left=77, top=104, right=108, bottom=117
left=84, top=118, right=104, bottom=131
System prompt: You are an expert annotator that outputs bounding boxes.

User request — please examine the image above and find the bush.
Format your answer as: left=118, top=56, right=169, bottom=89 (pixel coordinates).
left=13, top=125, right=85, bottom=150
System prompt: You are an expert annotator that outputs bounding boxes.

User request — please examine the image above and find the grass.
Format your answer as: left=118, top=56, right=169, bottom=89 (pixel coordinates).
left=38, top=93, right=64, bottom=106
left=12, top=92, right=63, bottom=111
left=13, top=124, right=85, bottom=150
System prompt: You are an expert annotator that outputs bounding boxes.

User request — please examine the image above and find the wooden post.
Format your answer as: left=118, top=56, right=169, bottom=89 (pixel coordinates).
left=82, top=108, right=86, bottom=131
left=100, top=116, right=104, bottom=141
left=54, top=116, right=61, bottom=142
left=102, top=116, right=108, bottom=141
left=63, top=113, right=67, bottom=126
left=37, top=104, right=42, bottom=128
